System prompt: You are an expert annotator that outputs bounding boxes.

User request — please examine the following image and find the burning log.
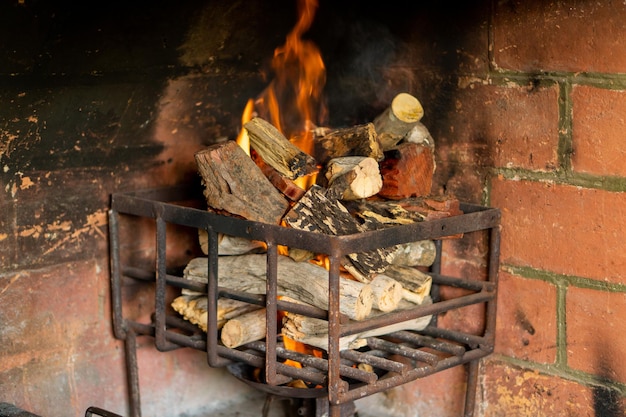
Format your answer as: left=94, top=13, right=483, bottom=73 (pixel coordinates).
left=183, top=255, right=374, bottom=321
left=253, top=153, right=306, bottom=202
left=378, top=142, right=435, bottom=199
left=373, top=93, right=424, bottom=151
left=282, top=297, right=434, bottom=351
left=195, top=141, right=289, bottom=224
left=324, top=156, right=383, bottom=201
left=283, top=185, right=395, bottom=281
left=312, top=123, right=383, bottom=165
left=244, top=117, right=318, bottom=180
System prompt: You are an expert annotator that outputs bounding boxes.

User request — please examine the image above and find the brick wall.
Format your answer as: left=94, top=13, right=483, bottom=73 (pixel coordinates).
left=1, top=1, right=625, bottom=416
left=480, top=1, right=626, bottom=415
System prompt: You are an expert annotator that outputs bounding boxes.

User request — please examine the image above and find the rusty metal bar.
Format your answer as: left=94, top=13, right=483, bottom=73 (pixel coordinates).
left=108, top=187, right=500, bottom=416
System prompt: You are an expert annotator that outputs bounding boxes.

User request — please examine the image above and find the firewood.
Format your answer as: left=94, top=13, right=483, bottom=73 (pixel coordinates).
left=312, top=123, right=383, bottom=165
left=324, top=157, right=383, bottom=201
left=195, top=141, right=289, bottom=224
left=346, top=195, right=463, bottom=227
left=198, top=230, right=266, bottom=256
left=378, top=142, right=435, bottom=199
left=373, top=93, right=424, bottom=151
left=221, top=308, right=268, bottom=348
left=183, top=255, right=374, bottom=321
left=252, top=151, right=306, bottom=201
left=389, top=240, right=437, bottom=267
left=171, top=295, right=262, bottom=331
left=244, top=117, right=318, bottom=180
left=282, top=297, right=433, bottom=351
left=283, top=185, right=395, bottom=281
left=368, top=274, right=403, bottom=312
left=379, top=265, right=432, bottom=304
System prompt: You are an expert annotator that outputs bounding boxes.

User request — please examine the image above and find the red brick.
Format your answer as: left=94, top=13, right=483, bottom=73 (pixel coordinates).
left=480, top=358, right=625, bottom=416
left=493, top=1, right=626, bottom=73
left=571, top=86, right=626, bottom=176
left=567, top=286, right=626, bottom=385
left=491, top=178, right=626, bottom=283
left=436, top=83, right=559, bottom=171
left=495, top=272, right=557, bottom=364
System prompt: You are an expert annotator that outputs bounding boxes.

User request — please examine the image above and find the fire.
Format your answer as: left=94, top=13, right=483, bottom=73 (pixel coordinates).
left=236, top=0, right=327, bottom=371
left=237, top=0, right=326, bottom=160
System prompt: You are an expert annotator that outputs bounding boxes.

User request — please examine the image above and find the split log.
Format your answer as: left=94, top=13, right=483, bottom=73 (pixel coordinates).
left=282, top=297, right=433, bottom=351
left=373, top=93, right=424, bottom=151
left=198, top=230, right=266, bottom=256
left=283, top=185, right=395, bottom=281
left=183, top=255, right=374, bottom=321
left=171, top=295, right=262, bottom=331
left=195, top=141, right=289, bottom=224
left=378, top=142, right=435, bottom=200
left=221, top=308, right=268, bottom=348
left=324, top=157, right=383, bottom=201
left=244, top=117, right=318, bottom=180
left=312, top=123, right=383, bottom=165
left=380, top=265, right=432, bottom=304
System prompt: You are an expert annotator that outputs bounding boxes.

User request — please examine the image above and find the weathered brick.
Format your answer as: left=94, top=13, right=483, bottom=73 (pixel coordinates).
left=571, top=86, right=626, bottom=176
left=436, top=83, right=559, bottom=170
left=480, top=358, right=626, bottom=416
left=493, top=1, right=626, bottom=73
left=491, top=178, right=626, bottom=283
left=567, top=286, right=626, bottom=385
left=495, top=271, right=557, bottom=364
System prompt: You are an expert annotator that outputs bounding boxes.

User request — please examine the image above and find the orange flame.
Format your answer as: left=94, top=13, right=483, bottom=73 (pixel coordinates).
left=238, top=0, right=326, bottom=159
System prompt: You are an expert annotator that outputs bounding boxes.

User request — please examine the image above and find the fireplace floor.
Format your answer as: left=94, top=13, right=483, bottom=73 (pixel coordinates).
left=209, top=392, right=393, bottom=417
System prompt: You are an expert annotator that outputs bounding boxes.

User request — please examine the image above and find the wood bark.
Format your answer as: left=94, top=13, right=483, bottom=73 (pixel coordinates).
left=183, top=255, right=374, bottom=321
left=312, top=123, right=383, bottom=165
left=244, top=117, right=318, bottom=180
left=373, top=93, right=424, bottom=151
left=283, top=185, right=395, bottom=281
left=195, top=141, right=289, bottom=224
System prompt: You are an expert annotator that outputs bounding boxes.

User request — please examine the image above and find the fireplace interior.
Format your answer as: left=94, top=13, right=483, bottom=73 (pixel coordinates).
left=2, top=0, right=626, bottom=416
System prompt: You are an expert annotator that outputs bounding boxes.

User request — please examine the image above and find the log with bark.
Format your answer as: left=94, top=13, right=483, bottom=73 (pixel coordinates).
left=283, top=185, right=395, bottom=281
left=221, top=308, right=269, bottom=348
left=373, top=93, right=424, bottom=151
left=195, top=140, right=289, bottom=224
left=183, top=254, right=374, bottom=321
left=244, top=117, right=318, bottom=180
left=312, top=123, right=383, bottom=165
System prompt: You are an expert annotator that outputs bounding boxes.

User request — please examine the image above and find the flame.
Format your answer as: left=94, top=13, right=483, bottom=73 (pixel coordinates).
left=238, top=0, right=326, bottom=162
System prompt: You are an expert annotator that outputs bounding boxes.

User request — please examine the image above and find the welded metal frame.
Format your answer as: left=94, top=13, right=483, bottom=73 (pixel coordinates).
left=109, top=185, right=500, bottom=417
